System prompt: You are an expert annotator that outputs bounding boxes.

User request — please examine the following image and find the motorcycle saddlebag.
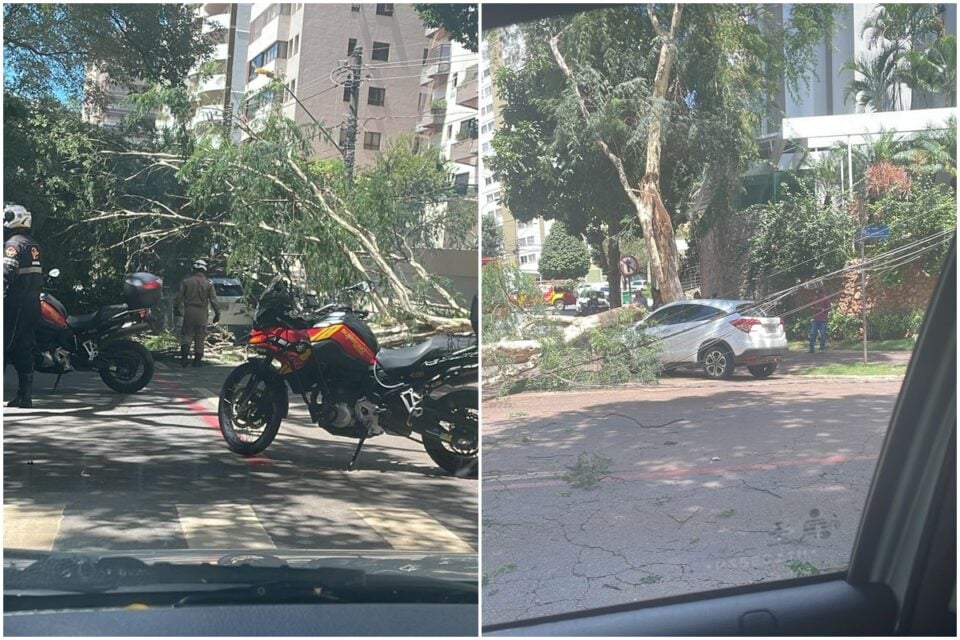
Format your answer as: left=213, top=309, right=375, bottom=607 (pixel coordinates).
left=124, top=272, right=163, bottom=308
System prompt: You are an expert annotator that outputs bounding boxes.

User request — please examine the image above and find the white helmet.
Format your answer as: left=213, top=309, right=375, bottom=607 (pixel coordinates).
left=193, top=259, right=208, bottom=272
left=3, top=203, right=31, bottom=229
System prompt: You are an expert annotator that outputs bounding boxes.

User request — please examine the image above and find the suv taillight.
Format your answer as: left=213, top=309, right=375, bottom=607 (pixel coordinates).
left=731, top=318, right=760, bottom=333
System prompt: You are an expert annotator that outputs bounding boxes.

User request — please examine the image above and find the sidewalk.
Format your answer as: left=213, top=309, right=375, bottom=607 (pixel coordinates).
left=777, top=348, right=913, bottom=374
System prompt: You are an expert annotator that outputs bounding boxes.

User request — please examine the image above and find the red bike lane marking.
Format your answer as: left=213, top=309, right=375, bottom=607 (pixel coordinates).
left=153, top=375, right=273, bottom=465
left=484, top=453, right=878, bottom=492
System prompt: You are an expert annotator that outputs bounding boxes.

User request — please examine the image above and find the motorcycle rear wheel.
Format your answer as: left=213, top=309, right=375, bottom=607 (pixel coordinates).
left=218, top=362, right=284, bottom=456
left=98, top=340, right=154, bottom=393
left=422, top=388, right=478, bottom=478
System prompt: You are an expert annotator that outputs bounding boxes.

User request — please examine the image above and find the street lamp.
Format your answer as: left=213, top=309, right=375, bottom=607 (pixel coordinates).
left=254, top=67, right=343, bottom=154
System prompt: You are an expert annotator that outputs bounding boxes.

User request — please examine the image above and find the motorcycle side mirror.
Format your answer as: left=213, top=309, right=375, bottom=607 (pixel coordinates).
left=48, top=268, right=61, bottom=278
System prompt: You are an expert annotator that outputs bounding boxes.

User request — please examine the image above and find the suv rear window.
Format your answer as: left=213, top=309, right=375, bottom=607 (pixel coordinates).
left=736, top=302, right=771, bottom=316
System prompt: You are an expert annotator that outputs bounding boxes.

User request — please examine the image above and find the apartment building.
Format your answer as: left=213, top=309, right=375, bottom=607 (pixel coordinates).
left=243, top=2, right=429, bottom=165
left=763, top=3, right=957, bottom=164
left=81, top=72, right=150, bottom=129
left=415, top=24, right=479, bottom=248
left=186, top=3, right=252, bottom=139
left=479, top=27, right=554, bottom=274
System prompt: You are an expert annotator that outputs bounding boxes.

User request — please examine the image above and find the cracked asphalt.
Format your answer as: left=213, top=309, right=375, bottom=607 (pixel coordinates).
left=481, top=370, right=904, bottom=626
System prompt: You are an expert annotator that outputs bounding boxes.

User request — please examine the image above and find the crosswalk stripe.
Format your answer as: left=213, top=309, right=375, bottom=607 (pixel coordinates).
left=176, top=504, right=275, bottom=550
left=354, top=508, right=474, bottom=553
left=4, top=504, right=65, bottom=551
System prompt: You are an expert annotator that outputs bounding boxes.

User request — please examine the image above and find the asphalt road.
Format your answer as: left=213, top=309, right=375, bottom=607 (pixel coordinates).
left=481, top=371, right=906, bottom=626
left=3, top=360, right=477, bottom=555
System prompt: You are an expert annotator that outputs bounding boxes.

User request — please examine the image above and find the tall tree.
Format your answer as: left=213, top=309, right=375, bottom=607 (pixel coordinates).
left=414, top=3, right=478, bottom=52
left=538, top=223, right=590, bottom=281
left=482, top=213, right=504, bottom=258
left=3, top=4, right=212, bottom=105
left=491, top=4, right=841, bottom=304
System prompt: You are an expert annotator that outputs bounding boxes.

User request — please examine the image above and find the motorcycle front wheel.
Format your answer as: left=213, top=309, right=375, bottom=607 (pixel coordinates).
left=218, top=362, right=284, bottom=456
left=98, top=339, right=154, bottom=393
left=422, top=388, right=478, bottom=478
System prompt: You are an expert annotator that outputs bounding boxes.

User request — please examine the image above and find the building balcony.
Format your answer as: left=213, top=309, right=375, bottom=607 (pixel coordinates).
left=418, top=109, right=445, bottom=133
left=420, top=61, right=451, bottom=85
left=450, top=136, right=478, bottom=166
left=202, top=2, right=231, bottom=16
left=455, top=78, right=478, bottom=109
left=202, top=11, right=231, bottom=34
left=197, top=74, right=227, bottom=96
left=191, top=104, right=225, bottom=128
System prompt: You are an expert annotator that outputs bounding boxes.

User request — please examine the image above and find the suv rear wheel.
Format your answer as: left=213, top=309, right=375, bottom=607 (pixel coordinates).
left=701, top=343, right=735, bottom=379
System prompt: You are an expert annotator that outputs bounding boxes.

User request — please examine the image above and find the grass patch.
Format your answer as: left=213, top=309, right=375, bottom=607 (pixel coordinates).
left=717, top=508, right=736, bottom=519
left=508, top=411, right=528, bottom=418
left=789, top=339, right=915, bottom=352
left=562, top=452, right=615, bottom=490
left=796, top=362, right=907, bottom=376
left=786, top=560, right=820, bottom=577
left=482, top=562, right=517, bottom=586
left=636, top=574, right=662, bottom=585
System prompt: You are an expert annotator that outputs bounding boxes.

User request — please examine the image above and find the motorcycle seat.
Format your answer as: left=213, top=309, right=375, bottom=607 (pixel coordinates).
left=67, top=304, right=129, bottom=331
left=377, top=335, right=474, bottom=374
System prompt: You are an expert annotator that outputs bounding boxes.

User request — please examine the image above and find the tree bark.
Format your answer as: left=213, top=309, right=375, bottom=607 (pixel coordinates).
left=549, top=5, right=685, bottom=305
left=606, top=217, right=622, bottom=309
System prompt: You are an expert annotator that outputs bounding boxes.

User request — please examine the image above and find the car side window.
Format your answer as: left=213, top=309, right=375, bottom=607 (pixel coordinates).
left=662, top=304, right=693, bottom=325
left=686, top=304, right=726, bottom=322
left=644, top=308, right=671, bottom=326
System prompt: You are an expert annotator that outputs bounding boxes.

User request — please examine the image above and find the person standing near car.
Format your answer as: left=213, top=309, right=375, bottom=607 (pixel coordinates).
left=3, top=203, right=43, bottom=408
left=809, top=286, right=831, bottom=353
left=175, top=259, right=219, bottom=367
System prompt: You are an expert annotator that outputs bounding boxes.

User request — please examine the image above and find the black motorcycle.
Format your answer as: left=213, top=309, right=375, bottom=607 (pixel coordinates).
left=36, top=269, right=159, bottom=393
left=217, top=279, right=479, bottom=476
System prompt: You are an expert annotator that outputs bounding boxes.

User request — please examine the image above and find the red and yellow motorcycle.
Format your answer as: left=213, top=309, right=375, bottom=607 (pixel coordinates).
left=218, top=279, right=478, bottom=476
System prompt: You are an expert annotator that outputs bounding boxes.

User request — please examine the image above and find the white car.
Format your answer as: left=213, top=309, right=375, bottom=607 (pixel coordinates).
left=209, top=276, right=253, bottom=335
left=632, top=299, right=788, bottom=379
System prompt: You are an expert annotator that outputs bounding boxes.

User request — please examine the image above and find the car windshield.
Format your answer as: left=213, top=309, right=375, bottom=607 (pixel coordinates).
left=479, top=1, right=956, bottom=629
left=4, top=1, right=480, bottom=623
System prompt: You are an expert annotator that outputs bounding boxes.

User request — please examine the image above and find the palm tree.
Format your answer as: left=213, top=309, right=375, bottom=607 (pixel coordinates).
left=904, top=35, right=957, bottom=107
left=842, top=44, right=906, bottom=112
left=907, top=117, right=957, bottom=179
left=861, top=3, right=944, bottom=51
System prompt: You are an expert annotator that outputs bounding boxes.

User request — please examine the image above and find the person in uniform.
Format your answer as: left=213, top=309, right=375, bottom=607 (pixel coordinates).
left=175, top=259, right=220, bottom=367
left=3, top=203, right=43, bottom=407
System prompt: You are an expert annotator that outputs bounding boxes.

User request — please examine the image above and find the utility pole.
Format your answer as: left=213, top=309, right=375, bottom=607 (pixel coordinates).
left=344, top=46, right=363, bottom=187
left=860, top=201, right=868, bottom=365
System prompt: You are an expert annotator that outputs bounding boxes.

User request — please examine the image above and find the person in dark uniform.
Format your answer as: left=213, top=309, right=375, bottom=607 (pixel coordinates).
left=3, top=203, right=43, bottom=408
left=175, top=259, right=220, bottom=367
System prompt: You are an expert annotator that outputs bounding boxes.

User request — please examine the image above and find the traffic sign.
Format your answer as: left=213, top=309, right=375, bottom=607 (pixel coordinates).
left=618, top=255, right=640, bottom=277
left=857, top=225, right=890, bottom=243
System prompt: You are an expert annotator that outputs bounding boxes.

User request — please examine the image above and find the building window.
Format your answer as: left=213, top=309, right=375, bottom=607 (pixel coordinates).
left=453, top=172, right=470, bottom=195
left=483, top=68, right=491, bottom=78
left=481, top=105, right=492, bottom=117
left=339, top=127, right=348, bottom=148
left=481, top=121, right=495, bottom=134
left=422, top=48, right=429, bottom=64
left=486, top=192, right=499, bottom=204
left=248, top=41, right=289, bottom=80
left=482, top=142, right=492, bottom=154
left=368, top=87, right=385, bottom=106
left=375, top=3, right=394, bottom=16
left=293, top=34, right=300, bottom=55
left=519, top=255, right=531, bottom=265
left=343, top=85, right=352, bottom=102
left=347, top=38, right=357, bottom=55
left=363, top=131, right=382, bottom=150
left=371, top=41, right=390, bottom=62
left=289, top=78, right=296, bottom=94
left=250, top=4, right=293, bottom=42
left=351, top=3, right=360, bottom=11
left=452, top=72, right=458, bottom=88
left=447, top=124, right=453, bottom=138
left=485, top=175, right=494, bottom=186
left=482, top=84, right=493, bottom=98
